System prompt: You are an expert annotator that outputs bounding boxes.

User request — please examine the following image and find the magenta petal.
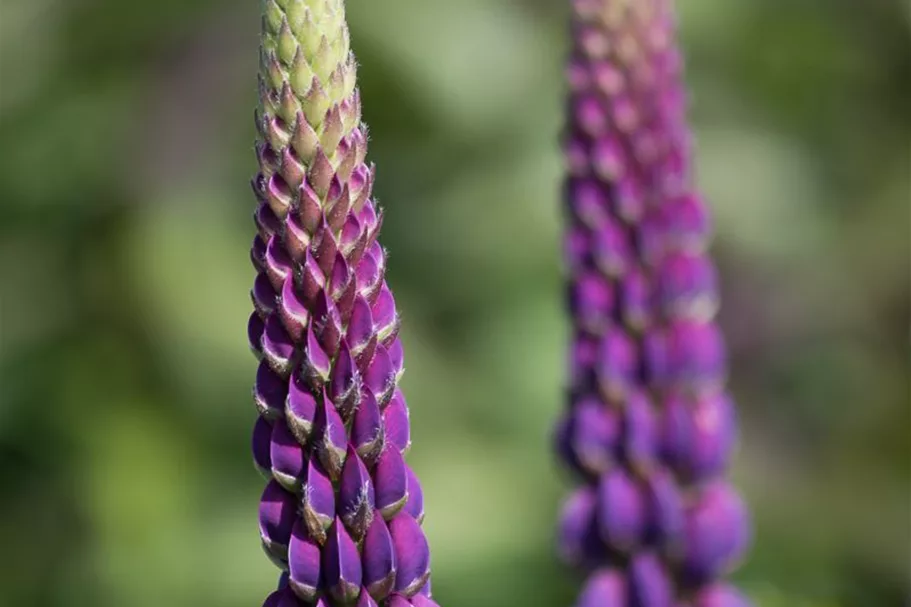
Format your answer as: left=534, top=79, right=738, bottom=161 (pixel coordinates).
left=312, top=290, right=343, bottom=358
left=402, top=464, right=424, bottom=523
left=687, top=392, right=736, bottom=481
left=362, top=512, right=397, bottom=600
left=629, top=553, right=673, bottom=607
left=389, top=513, right=430, bottom=597
left=668, top=320, right=726, bottom=394
left=664, top=192, right=712, bottom=252
left=374, top=444, right=408, bottom=520
left=645, top=469, right=684, bottom=552
left=576, top=569, right=625, bottom=607
left=339, top=446, right=376, bottom=541
left=286, top=373, right=317, bottom=443
left=659, top=251, right=718, bottom=321
left=288, top=521, right=321, bottom=602
left=365, top=344, right=396, bottom=407
left=330, top=341, right=362, bottom=419
left=620, top=267, right=654, bottom=332
left=355, top=248, right=380, bottom=298
left=259, top=480, right=297, bottom=564
left=684, top=482, right=751, bottom=583
left=386, top=595, right=412, bottom=607
left=252, top=415, right=273, bottom=478
left=314, top=392, right=348, bottom=479
left=411, top=595, right=440, bottom=607
left=265, top=234, right=293, bottom=292
left=253, top=272, right=278, bottom=318
left=592, top=216, right=631, bottom=278
left=347, top=295, right=375, bottom=355
left=569, top=272, right=614, bottom=335
left=596, top=468, right=644, bottom=552
left=356, top=589, right=380, bottom=607
left=353, top=389, right=385, bottom=465
left=263, top=314, right=297, bottom=377
left=254, top=360, right=288, bottom=421
left=323, top=517, right=363, bottom=604
left=270, top=420, right=306, bottom=491
left=566, top=395, right=620, bottom=476
left=301, top=457, right=335, bottom=544
left=300, top=250, right=326, bottom=308
left=383, top=390, right=411, bottom=454
left=387, top=337, right=404, bottom=382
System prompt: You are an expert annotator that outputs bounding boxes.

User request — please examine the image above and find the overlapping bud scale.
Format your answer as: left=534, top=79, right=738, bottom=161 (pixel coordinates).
left=249, top=2, right=436, bottom=605
left=557, top=1, right=751, bottom=605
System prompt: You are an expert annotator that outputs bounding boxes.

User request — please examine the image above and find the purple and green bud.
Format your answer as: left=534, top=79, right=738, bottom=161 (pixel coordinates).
left=248, top=1, right=437, bottom=605
left=556, top=0, right=751, bottom=604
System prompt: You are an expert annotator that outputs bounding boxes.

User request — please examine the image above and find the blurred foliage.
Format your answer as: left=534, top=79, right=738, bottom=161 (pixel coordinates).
left=1, top=0, right=909, bottom=606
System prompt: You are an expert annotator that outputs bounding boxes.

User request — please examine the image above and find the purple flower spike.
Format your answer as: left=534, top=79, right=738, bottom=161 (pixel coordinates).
left=402, top=464, right=425, bottom=523
left=693, top=583, right=754, bottom=607
left=287, top=521, right=321, bottom=602
left=254, top=361, right=287, bottom=421
left=259, top=480, right=297, bottom=565
left=576, top=569, right=626, bottom=607
left=252, top=416, right=273, bottom=479
left=285, top=373, right=317, bottom=444
left=374, top=444, right=409, bottom=520
left=596, top=468, right=644, bottom=552
left=323, top=517, right=364, bottom=604
left=389, top=513, right=431, bottom=597
left=314, top=393, right=348, bottom=480
left=629, top=553, right=673, bottom=607
left=339, top=446, right=376, bottom=541
left=558, top=1, right=750, bottom=603
left=353, top=390, right=385, bottom=465
left=301, top=458, right=335, bottom=545
left=248, top=3, right=437, bottom=603
left=270, top=419, right=306, bottom=491
left=363, top=512, right=397, bottom=600
left=683, top=483, right=751, bottom=583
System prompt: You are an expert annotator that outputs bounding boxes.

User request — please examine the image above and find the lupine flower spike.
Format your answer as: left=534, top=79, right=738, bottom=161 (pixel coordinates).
left=556, top=1, right=752, bottom=605
left=249, top=1, right=437, bottom=605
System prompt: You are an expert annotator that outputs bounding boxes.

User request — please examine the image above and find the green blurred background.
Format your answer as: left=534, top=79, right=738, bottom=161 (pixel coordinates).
left=1, top=0, right=908, bottom=605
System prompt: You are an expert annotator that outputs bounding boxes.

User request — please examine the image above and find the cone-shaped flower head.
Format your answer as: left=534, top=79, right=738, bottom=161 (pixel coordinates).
left=557, top=0, right=751, bottom=603
left=249, top=1, right=435, bottom=604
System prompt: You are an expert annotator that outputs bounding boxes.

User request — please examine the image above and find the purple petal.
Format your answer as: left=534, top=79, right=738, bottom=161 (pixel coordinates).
left=576, top=569, right=625, bottom=607
left=668, top=320, right=726, bottom=394
left=383, top=390, right=411, bottom=454
left=569, top=271, right=614, bottom=335
left=629, top=552, right=673, bottom=607
left=330, top=341, right=362, bottom=420
left=387, top=337, right=405, bottom=383
left=612, top=175, right=644, bottom=224
left=248, top=312, right=265, bottom=359
left=623, top=391, right=658, bottom=473
left=574, top=94, right=608, bottom=137
left=265, top=235, right=293, bottom=292
left=339, top=446, right=376, bottom=541
left=279, top=275, right=309, bottom=343
left=596, top=468, right=644, bottom=552
left=386, top=595, right=412, bottom=607
left=374, top=444, right=408, bottom=520
left=693, top=584, right=754, bottom=607
left=252, top=415, right=273, bottom=478
left=285, top=372, right=317, bottom=443
left=596, top=327, right=638, bottom=403
left=362, top=512, right=397, bottom=600
left=263, top=314, right=296, bottom=377
left=259, top=480, right=297, bottom=564
left=372, top=283, right=399, bottom=345
left=355, top=247, right=380, bottom=299
left=270, top=420, right=305, bottom=490
left=565, top=395, right=621, bottom=476
left=411, top=595, right=440, bottom=607
left=301, top=457, right=335, bottom=544
left=365, top=344, right=396, bottom=407
left=644, top=469, right=684, bottom=552
left=347, top=295, right=375, bottom=358
left=620, top=267, right=654, bottom=332
left=558, top=486, right=604, bottom=567
left=568, top=178, right=608, bottom=229
left=251, top=235, right=267, bottom=273
left=314, top=392, right=348, bottom=479
left=356, top=589, right=380, bottom=607
left=569, top=333, right=598, bottom=391
left=323, top=517, right=363, bottom=604
left=300, top=250, right=325, bottom=308
left=687, top=392, right=736, bottom=481
left=683, top=482, right=751, bottom=583
left=389, top=513, right=431, bottom=596
left=402, top=464, right=424, bottom=523
left=254, top=360, right=288, bottom=421
left=301, top=323, right=331, bottom=388
left=252, top=272, right=278, bottom=318
left=664, top=192, right=712, bottom=252
left=312, top=289, right=342, bottom=358
left=658, top=252, right=718, bottom=321
left=592, top=136, right=627, bottom=182
left=288, top=520, right=321, bottom=602
left=282, top=209, right=309, bottom=264
left=352, top=389, right=385, bottom=465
